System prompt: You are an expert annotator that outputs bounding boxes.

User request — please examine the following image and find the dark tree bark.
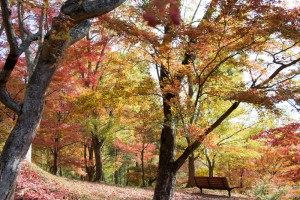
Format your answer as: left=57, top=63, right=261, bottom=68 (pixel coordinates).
left=92, top=135, right=105, bottom=182
left=185, top=153, right=196, bottom=187
left=154, top=91, right=240, bottom=200
left=0, top=0, right=125, bottom=198
left=208, top=166, right=214, bottom=177
left=141, top=143, right=146, bottom=187
left=114, top=170, right=119, bottom=185
left=206, top=151, right=216, bottom=178
left=50, top=136, right=59, bottom=175
left=153, top=66, right=177, bottom=199
left=84, top=142, right=94, bottom=181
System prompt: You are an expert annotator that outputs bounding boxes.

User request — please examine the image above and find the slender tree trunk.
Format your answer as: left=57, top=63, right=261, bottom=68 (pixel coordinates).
left=240, top=168, right=244, bottom=188
left=87, top=144, right=94, bottom=181
left=206, top=151, right=215, bottom=177
left=51, top=137, right=59, bottom=175
left=208, top=165, right=214, bottom=177
left=84, top=143, right=94, bottom=181
left=59, top=167, right=63, bottom=176
left=126, top=166, right=129, bottom=186
left=92, top=135, right=105, bottom=182
left=51, top=150, right=58, bottom=175
left=114, top=170, right=119, bottom=185
left=186, top=154, right=196, bottom=187
left=141, top=143, right=146, bottom=187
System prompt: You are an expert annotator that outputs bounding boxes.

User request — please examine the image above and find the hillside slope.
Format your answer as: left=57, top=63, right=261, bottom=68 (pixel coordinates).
left=16, top=162, right=251, bottom=200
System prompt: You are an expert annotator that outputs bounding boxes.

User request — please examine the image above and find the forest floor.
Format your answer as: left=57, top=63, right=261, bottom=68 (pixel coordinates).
left=15, top=162, right=253, bottom=200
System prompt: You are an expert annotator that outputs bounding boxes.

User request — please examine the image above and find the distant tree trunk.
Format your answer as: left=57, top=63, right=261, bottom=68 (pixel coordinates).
left=114, top=170, right=119, bottom=185
left=92, top=135, right=105, bottom=182
left=84, top=143, right=94, bottom=181
left=51, top=136, right=59, bottom=175
left=186, top=153, right=196, bottom=187
left=208, top=165, right=214, bottom=177
left=206, top=150, right=216, bottom=177
left=148, top=177, right=156, bottom=187
left=141, top=142, right=146, bottom=187
left=59, top=167, right=63, bottom=176
left=126, top=166, right=129, bottom=186
left=51, top=150, right=58, bottom=175
left=240, top=168, right=244, bottom=188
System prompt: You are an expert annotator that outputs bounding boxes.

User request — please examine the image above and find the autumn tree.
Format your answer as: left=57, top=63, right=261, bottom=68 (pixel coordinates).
left=115, top=99, right=161, bottom=187
left=34, top=95, right=82, bottom=175
left=253, top=123, right=300, bottom=182
left=67, top=29, right=117, bottom=181
left=100, top=0, right=300, bottom=199
left=0, top=0, right=125, bottom=198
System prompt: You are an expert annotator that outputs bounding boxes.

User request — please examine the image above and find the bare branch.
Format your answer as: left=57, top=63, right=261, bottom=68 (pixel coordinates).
left=255, top=57, right=300, bottom=88
left=0, top=66, right=21, bottom=115
left=17, top=2, right=30, bottom=36
left=1, top=0, right=19, bottom=54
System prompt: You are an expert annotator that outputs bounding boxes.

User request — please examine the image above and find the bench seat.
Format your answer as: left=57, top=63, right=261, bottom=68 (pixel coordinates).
left=194, top=176, right=238, bottom=197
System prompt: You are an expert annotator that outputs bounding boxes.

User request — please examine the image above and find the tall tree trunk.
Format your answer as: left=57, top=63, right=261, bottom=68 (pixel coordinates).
left=186, top=153, right=196, bottom=187
left=153, top=66, right=177, bottom=200
left=92, top=135, right=105, bottom=182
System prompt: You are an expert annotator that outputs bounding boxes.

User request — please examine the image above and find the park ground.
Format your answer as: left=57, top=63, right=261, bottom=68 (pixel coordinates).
left=15, top=162, right=252, bottom=200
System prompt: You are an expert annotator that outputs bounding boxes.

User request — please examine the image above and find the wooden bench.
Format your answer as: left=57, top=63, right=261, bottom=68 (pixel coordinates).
left=194, top=176, right=238, bottom=197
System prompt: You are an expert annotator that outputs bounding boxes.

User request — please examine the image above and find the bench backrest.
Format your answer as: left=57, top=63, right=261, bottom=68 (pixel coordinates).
left=194, top=176, right=230, bottom=189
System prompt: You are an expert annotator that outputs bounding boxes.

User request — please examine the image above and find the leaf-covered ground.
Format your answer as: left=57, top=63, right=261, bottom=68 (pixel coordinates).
left=16, top=162, right=252, bottom=200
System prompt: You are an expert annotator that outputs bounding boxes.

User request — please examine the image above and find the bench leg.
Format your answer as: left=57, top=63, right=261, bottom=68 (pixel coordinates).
left=228, top=190, right=231, bottom=197
left=200, top=188, right=203, bottom=194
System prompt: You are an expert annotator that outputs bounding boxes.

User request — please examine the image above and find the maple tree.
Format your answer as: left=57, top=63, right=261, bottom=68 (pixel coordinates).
left=99, top=0, right=300, bottom=198
left=0, top=0, right=299, bottom=199
left=253, top=123, right=300, bottom=182
left=32, top=48, right=83, bottom=175
left=115, top=100, right=161, bottom=187
left=33, top=96, right=82, bottom=175
left=0, top=0, right=125, bottom=198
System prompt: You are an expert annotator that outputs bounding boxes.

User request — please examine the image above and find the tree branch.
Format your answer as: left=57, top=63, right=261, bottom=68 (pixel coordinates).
left=255, top=57, right=300, bottom=88
left=61, top=0, right=126, bottom=23
left=1, top=0, right=19, bottom=54
left=174, top=101, right=240, bottom=171
left=68, top=20, right=91, bottom=46
left=0, top=64, right=22, bottom=115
